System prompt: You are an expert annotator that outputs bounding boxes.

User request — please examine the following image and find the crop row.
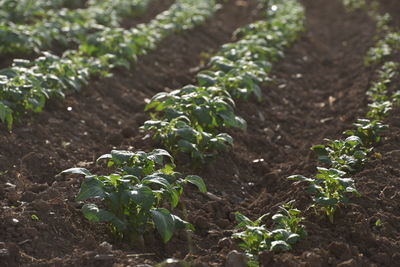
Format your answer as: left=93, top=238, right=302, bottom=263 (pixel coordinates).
left=0, top=0, right=154, bottom=55
left=143, top=0, right=305, bottom=162
left=273, top=0, right=400, bottom=264
left=0, top=0, right=82, bottom=24
left=60, top=0, right=307, bottom=262
left=0, top=0, right=219, bottom=129
left=234, top=1, right=400, bottom=264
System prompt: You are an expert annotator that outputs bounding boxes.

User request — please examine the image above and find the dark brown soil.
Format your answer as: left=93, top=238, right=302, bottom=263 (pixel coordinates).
left=0, top=0, right=399, bottom=266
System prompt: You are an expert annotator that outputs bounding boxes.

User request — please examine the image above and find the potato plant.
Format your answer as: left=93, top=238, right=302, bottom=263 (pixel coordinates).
left=145, top=85, right=246, bottom=132
left=288, top=168, right=359, bottom=223
left=62, top=149, right=206, bottom=244
left=365, top=32, right=400, bottom=65
left=233, top=202, right=306, bottom=266
left=312, top=136, right=370, bottom=173
left=344, top=119, right=388, bottom=147
left=142, top=116, right=233, bottom=162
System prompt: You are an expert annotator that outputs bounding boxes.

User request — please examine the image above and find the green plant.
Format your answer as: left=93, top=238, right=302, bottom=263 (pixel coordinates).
left=142, top=116, right=233, bottom=162
left=344, top=119, right=388, bottom=146
left=145, top=85, right=246, bottom=132
left=233, top=201, right=305, bottom=266
left=62, top=149, right=206, bottom=243
left=288, top=168, right=359, bottom=223
left=341, top=0, right=366, bottom=11
left=312, top=136, right=370, bottom=173
left=365, top=32, right=400, bottom=65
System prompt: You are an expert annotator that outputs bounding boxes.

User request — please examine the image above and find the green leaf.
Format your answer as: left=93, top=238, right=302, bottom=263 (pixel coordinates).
left=270, top=240, right=290, bottom=252
left=193, top=106, right=212, bottom=125
left=286, top=233, right=300, bottom=244
left=76, top=177, right=105, bottom=201
left=148, top=149, right=173, bottom=165
left=82, top=204, right=127, bottom=232
left=172, top=214, right=194, bottom=231
left=61, top=168, right=91, bottom=176
left=315, top=197, right=338, bottom=206
left=177, top=139, right=197, bottom=153
left=311, top=145, right=331, bottom=164
left=272, top=214, right=284, bottom=222
left=197, top=73, right=216, bottom=86
left=234, top=212, right=253, bottom=228
left=287, top=175, right=313, bottom=182
left=142, top=175, right=172, bottom=190
left=111, top=150, right=134, bottom=164
left=151, top=208, right=175, bottom=243
left=345, top=135, right=363, bottom=146
left=97, top=154, right=112, bottom=162
left=128, top=185, right=155, bottom=210
left=216, top=133, right=233, bottom=145
left=184, top=175, right=207, bottom=193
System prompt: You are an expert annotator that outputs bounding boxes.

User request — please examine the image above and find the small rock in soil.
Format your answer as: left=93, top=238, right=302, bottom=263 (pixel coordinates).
left=301, top=251, right=323, bottom=267
left=337, top=259, right=358, bottom=267
left=106, top=133, right=123, bottom=146
left=218, top=237, right=232, bottom=248
left=98, top=241, right=113, bottom=253
left=191, top=260, right=210, bottom=267
left=29, top=183, right=48, bottom=193
left=120, top=127, right=136, bottom=138
left=195, top=216, right=209, bottom=229
left=259, top=250, right=274, bottom=266
left=32, top=199, right=50, bottom=212
left=94, top=254, right=114, bottom=260
left=5, top=189, right=19, bottom=204
left=0, top=248, right=9, bottom=257
left=158, top=258, right=188, bottom=267
left=327, top=241, right=351, bottom=260
left=21, top=191, right=37, bottom=202
left=371, top=252, right=390, bottom=265
left=225, top=250, right=247, bottom=267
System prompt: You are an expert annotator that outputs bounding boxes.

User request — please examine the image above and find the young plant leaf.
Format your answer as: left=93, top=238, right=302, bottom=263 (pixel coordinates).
left=151, top=208, right=175, bottom=243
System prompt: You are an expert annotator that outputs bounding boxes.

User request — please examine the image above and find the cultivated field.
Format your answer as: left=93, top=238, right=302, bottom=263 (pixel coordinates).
left=0, top=0, right=399, bottom=266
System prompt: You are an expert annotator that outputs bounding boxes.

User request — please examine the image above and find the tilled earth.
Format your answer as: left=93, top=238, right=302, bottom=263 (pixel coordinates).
left=0, top=0, right=399, bottom=266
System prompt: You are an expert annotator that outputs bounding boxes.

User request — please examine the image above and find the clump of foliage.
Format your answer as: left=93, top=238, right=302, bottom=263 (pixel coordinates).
left=62, top=149, right=206, bottom=244
left=233, top=201, right=306, bottom=267
left=288, top=168, right=359, bottom=223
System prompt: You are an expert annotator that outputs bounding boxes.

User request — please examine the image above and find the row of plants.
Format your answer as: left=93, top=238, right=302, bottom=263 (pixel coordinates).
left=0, top=0, right=82, bottom=24
left=0, top=0, right=219, bottom=129
left=142, top=0, right=309, bottom=265
left=59, top=0, right=307, bottom=258
left=273, top=0, right=400, bottom=257
left=287, top=60, right=399, bottom=233
left=232, top=0, right=400, bottom=265
left=143, top=0, right=305, bottom=162
left=0, top=0, right=154, bottom=55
